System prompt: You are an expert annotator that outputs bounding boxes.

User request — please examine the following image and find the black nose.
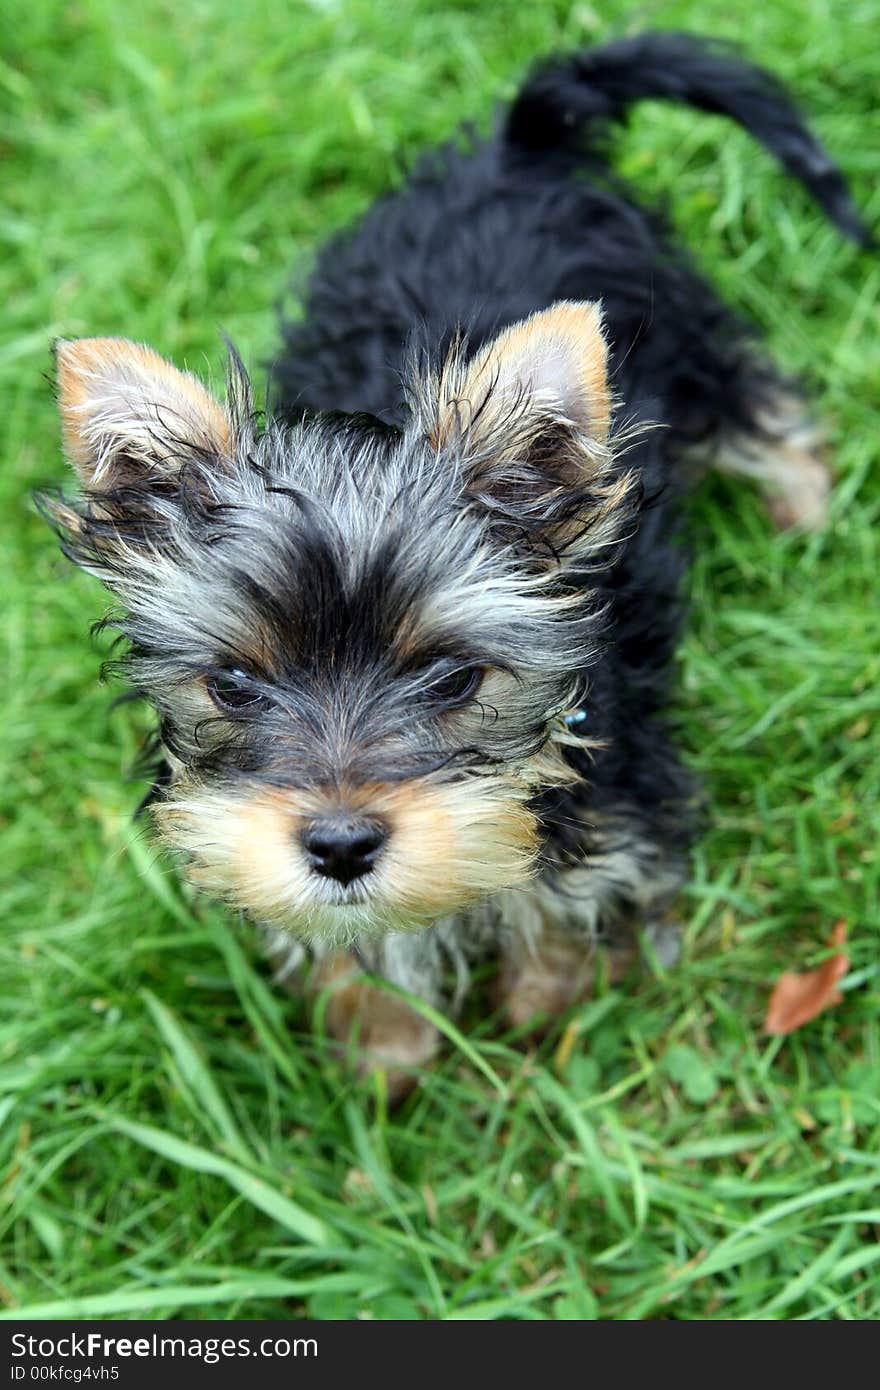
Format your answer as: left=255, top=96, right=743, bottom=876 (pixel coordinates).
left=300, top=817, right=388, bottom=886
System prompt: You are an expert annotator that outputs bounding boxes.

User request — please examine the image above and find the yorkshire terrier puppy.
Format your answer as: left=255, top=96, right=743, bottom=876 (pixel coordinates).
left=44, top=34, right=868, bottom=1097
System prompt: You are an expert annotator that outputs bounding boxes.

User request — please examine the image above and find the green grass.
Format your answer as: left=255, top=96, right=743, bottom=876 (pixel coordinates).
left=2, top=0, right=879, bottom=1321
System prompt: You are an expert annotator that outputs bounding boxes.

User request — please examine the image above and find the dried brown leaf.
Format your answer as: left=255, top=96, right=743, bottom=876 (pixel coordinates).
left=764, top=921, right=849, bottom=1036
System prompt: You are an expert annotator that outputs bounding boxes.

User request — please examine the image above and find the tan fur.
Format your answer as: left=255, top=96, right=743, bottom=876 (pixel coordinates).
left=488, top=829, right=684, bottom=1027
left=155, top=775, right=541, bottom=943
left=432, top=301, right=611, bottom=451
left=56, top=337, right=232, bottom=487
left=714, top=388, right=830, bottom=531
left=498, top=922, right=638, bottom=1028
left=310, top=952, right=438, bottom=1103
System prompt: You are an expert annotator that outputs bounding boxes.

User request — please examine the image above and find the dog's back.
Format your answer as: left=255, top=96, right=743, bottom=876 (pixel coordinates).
left=274, top=31, right=867, bottom=450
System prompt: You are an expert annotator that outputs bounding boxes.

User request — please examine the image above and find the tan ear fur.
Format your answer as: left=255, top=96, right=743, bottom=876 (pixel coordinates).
left=56, top=337, right=232, bottom=489
left=433, top=301, right=611, bottom=454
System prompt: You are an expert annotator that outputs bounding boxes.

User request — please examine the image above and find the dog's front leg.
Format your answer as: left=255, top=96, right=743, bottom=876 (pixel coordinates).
left=497, top=830, right=686, bottom=1029
left=309, top=950, right=439, bottom=1105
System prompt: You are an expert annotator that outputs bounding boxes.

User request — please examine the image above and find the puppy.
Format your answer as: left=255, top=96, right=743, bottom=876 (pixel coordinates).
left=44, top=33, right=869, bottom=1097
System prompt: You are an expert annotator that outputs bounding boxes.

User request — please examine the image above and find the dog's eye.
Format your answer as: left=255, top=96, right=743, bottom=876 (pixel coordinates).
left=426, top=664, right=484, bottom=705
left=206, top=669, right=273, bottom=713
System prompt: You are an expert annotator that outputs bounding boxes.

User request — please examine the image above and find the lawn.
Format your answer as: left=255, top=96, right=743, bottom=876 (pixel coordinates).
left=1, top=0, right=878, bottom=1320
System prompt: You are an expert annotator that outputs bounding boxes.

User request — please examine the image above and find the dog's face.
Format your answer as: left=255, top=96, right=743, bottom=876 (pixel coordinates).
left=46, top=304, right=634, bottom=944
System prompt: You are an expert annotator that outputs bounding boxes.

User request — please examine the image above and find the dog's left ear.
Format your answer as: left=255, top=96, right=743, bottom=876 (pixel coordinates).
left=56, top=337, right=235, bottom=491
left=420, top=302, right=628, bottom=556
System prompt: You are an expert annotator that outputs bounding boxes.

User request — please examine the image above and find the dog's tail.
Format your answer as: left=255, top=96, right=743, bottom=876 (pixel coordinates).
left=504, top=31, right=871, bottom=245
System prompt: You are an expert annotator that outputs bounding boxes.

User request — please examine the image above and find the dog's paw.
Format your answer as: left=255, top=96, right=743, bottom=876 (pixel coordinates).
left=642, top=916, right=683, bottom=967
left=765, top=448, right=831, bottom=531
left=498, top=926, right=637, bottom=1030
left=312, top=952, right=439, bottom=1104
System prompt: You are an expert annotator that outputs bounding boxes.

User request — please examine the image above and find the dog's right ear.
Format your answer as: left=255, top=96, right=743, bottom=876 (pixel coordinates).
left=56, top=338, right=235, bottom=491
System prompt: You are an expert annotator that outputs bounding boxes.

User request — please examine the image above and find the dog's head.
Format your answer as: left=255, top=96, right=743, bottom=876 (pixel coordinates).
left=44, top=304, right=636, bottom=944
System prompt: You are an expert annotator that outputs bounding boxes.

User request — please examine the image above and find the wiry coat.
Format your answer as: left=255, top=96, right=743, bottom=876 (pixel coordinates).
left=45, top=35, right=868, bottom=1042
